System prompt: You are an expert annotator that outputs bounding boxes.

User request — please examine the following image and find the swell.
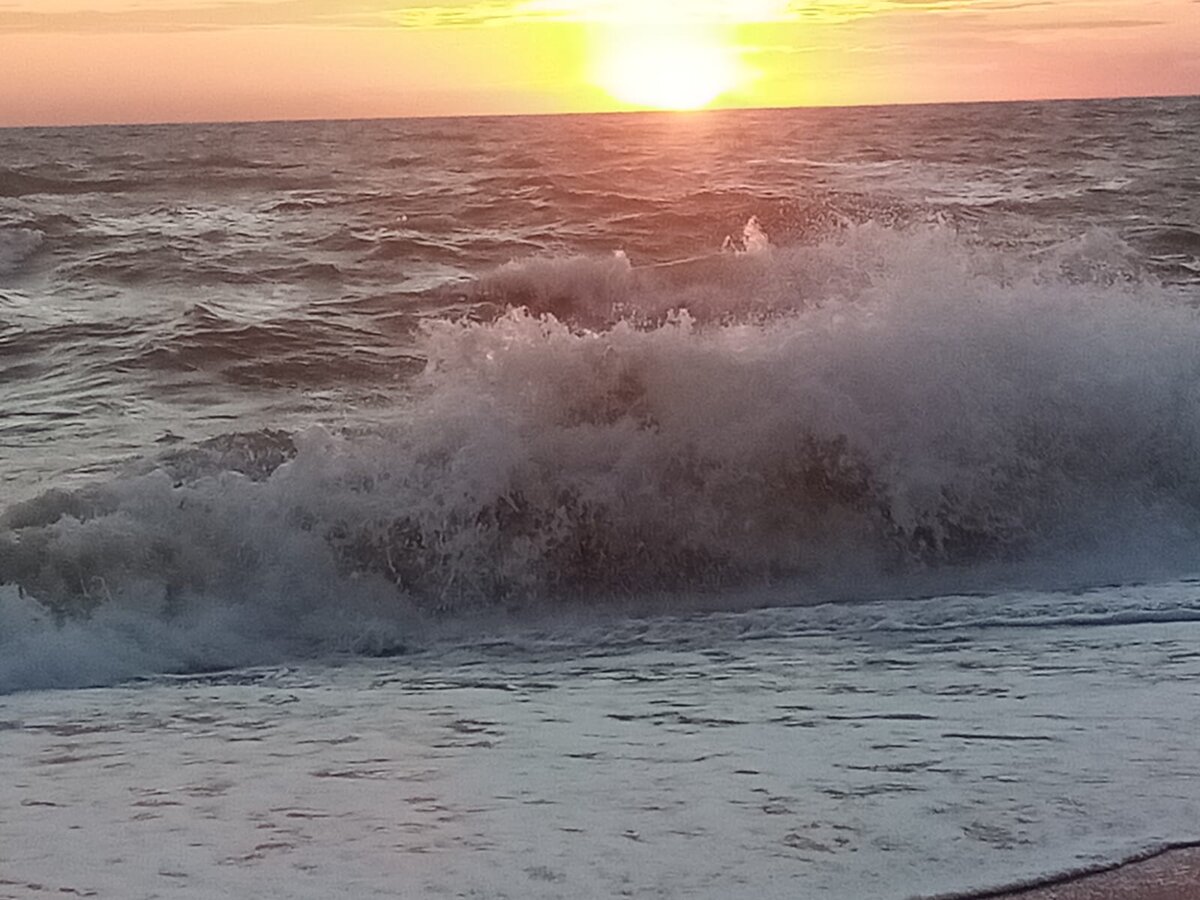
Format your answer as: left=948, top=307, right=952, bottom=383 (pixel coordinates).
left=0, top=168, right=139, bottom=198
left=0, top=164, right=328, bottom=198
left=127, top=304, right=423, bottom=388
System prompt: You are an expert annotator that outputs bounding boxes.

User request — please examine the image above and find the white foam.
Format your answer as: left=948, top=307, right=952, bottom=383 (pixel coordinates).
left=4, top=585, right=1200, bottom=897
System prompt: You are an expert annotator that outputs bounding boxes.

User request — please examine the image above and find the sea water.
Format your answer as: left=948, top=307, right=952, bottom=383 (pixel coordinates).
left=2, top=97, right=1200, bottom=898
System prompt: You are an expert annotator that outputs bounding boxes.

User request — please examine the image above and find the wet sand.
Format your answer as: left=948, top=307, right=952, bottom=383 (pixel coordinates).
left=973, top=846, right=1200, bottom=900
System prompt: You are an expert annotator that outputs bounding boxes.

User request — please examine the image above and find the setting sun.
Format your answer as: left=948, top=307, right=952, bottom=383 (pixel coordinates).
left=592, top=27, right=745, bottom=110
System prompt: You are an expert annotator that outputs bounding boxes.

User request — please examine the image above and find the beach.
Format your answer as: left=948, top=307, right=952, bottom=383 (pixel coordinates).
left=977, top=847, right=1200, bottom=900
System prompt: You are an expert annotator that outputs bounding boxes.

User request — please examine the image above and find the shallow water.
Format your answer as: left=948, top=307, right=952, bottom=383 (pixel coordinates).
left=5, top=582, right=1200, bottom=899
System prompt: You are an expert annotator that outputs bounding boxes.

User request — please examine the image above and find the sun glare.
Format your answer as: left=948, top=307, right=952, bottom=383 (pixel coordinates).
left=593, top=28, right=743, bottom=110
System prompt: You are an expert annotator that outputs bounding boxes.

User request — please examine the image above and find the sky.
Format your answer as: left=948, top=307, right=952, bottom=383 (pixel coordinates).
left=0, top=0, right=1198, bottom=126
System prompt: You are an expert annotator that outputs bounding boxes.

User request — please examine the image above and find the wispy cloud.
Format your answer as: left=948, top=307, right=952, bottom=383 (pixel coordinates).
left=1001, top=17, right=1162, bottom=28
left=0, top=0, right=993, bottom=34
left=388, top=0, right=980, bottom=27
left=0, top=0, right=400, bottom=33
left=0, top=0, right=1174, bottom=33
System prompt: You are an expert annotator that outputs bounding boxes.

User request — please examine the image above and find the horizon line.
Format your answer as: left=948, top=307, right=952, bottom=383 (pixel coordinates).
left=3, top=89, right=1196, bottom=132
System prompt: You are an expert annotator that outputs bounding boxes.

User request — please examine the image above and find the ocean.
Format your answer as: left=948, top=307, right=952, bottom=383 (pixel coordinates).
left=2, top=96, right=1200, bottom=898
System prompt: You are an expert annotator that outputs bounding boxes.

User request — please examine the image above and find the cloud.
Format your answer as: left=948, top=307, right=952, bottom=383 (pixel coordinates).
left=1009, top=17, right=1163, bottom=29
left=0, top=0, right=1172, bottom=33
left=0, top=0, right=991, bottom=34
left=0, top=0, right=405, bottom=34
left=387, top=0, right=980, bottom=27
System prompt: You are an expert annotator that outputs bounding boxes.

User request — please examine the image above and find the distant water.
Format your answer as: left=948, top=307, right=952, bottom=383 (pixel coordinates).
left=4, top=96, right=1200, bottom=900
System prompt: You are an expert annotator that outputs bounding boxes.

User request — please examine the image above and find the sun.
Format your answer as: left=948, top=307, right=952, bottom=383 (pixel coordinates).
left=592, top=27, right=744, bottom=111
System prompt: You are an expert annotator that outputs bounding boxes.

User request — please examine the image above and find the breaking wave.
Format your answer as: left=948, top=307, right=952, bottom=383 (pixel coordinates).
left=3, top=222, right=1200, bottom=691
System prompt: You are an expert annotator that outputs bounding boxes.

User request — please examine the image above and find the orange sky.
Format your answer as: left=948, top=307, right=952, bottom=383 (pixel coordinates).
left=1, top=0, right=1197, bottom=126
